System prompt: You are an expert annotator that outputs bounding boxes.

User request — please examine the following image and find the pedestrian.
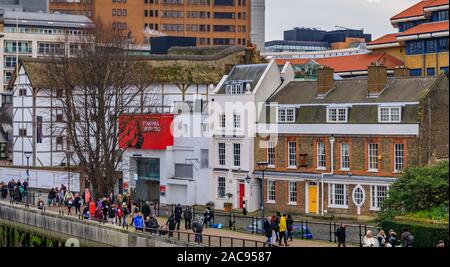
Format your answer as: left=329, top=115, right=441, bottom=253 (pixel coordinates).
left=437, top=240, right=445, bottom=247
left=82, top=188, right=91, bottom=206
left=149, top=202, right=156, bottom=217
left=263, top=216, right=273, bottom=247
left=108, top=192, right=115, bottom=204
left=184, top=207, right=192, bottom=230
left=400, top=228, right=415, bottom=247
left=142, top=201, right=150, bottom=219
left=335, top=224, right=347, bottom=248
left=108, top=204, right=116, bottom=224
left=192, top=220, right=203, bottom=244
left=149, top=216, right=160, bottom=234
left=133, top=212, right=144, bottom=232
left=203, top=207, right=213, bottom=228
left=286, top=214, right=294, bottom=241
left=363, top=230, right=379, bottom=247
left=82, top=205, right=90, bottom=220
left=273, top=212, right=280, bottom=243
left=166, top=214, right=176, bottom=237
left=8, top=179, right=15, bottom=203
left=89, top=198, right=96, bottom=220
left=121, top=202, right=129, bottom=227
left=73, top=193, right=82, bottom=215
left=37, top=197, right=45, bottom=211
left=174, top=204, right=182, bottom=230
left=116, top=203, right=123, bottom=225
left=377, top=230, right=387, bottom=247
left=47, top=188, right=55, bottom=207
left=387, top=230, right=397, bottom=247
left=102, top=197, right=110, bottom=222
left=278, top=213, right=288, bottom=246
left=58, top=188, right=65, bottom=206
left=65, top=194, right=73, bottom=215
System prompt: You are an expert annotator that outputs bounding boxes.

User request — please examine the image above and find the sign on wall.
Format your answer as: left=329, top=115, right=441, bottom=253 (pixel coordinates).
left=119, top=114, right=174, bottom=150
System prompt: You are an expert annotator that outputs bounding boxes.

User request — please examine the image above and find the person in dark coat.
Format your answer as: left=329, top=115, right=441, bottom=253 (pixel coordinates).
left=263, top=216, right=273, bottom=247
left=166, top=214, right=176, bottom=238
left=286, top=214, right=294, bottom=241
left=142, top=201, right=151, bottom=219
left=174, top=204, right=183, bottom=230
left=184, top=207, right=192, bottom=230
left=273, top=212, right=281, bottom=242
left=8, top=180, right=15, bottom=202
left=101, top=198, right=110, bottom=222
left=192, top=220, right=203, bottom=244
left=73, top=193, right=82, bottom=215
left=335, top=224, right=347, bottom=247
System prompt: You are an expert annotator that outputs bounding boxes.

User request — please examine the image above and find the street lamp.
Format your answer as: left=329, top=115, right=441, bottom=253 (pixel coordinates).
left=257, top=161, right=269, bottom=221
left=24, top=151, right=32, bottom=208
left=66, top=150, right=74, bottom=192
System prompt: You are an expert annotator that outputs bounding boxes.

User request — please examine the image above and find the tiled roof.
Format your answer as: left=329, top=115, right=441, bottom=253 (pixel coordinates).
left=217, top=64, right=268, bottom=94
left=368, top=33, right=399, bottom=45
left=275, top=53, right=404, bottom=73
left=397, top=21, right=449, bottom=36
left=391, top=0, right=433, bottom=20
left=425, top=0, right=449, bottom=8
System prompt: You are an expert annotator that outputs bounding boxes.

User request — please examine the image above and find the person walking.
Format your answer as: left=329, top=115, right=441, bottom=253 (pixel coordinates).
left=73, top=193, right=82, bottom=215
left=273, top=212, right=280, bottom=243
left=166, top=214, right=176, bottom=238
left=278, top=214, right=288, bottom=246
left=142, top=201, right=151, bottom=219
left=184, top=207, right=192, bottom=230
left=387, top=230, right=397, bottom=247
left=47, top=188, right=56, bottom=207
left=363, top=230, right=379, bottom=247
left=65, top=193, right=74, bottom=216
left=174, top=204, right=183, bottom=230
left=89, top=199, right=96, bottom=220
left=102, top=197, right=110, bottom=222
left=7, top=179, right=15, bottom=203
left=335, top=224, right=347, bottom=247
left=82, top=188, right=91, bottom=206
left=133, top=212, right=144, bottom=232
left=192, top=220, right=203, bottom=245
left=121, top=202, right=129, bottom=227
left=377, top=230, right=387, bottom=247
left=108, top=204, right=116, bottom=224
left=400, top=228, right=415, bottom=247
left=286, top=214, right=294, bottom=241
left=58, top=188, right=65, bottom=207
left=263, top=216, right=273, bottom=247
left=203, top=207, right=213, bottom=228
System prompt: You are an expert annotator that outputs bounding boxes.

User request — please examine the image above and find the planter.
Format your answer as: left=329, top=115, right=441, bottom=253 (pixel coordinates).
left=223, top=203, right=233, bottom=213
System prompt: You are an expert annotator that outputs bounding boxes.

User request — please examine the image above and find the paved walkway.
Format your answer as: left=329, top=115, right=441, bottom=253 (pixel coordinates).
left=0, top=198, right=337, bottom=247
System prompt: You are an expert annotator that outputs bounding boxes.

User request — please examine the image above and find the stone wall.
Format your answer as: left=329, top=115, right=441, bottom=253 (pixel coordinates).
left=0, top=202, right=199, bottom=247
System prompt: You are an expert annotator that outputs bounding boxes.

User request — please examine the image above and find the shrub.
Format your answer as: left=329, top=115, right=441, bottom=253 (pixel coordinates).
left=379, top=219, right=449, bottom=247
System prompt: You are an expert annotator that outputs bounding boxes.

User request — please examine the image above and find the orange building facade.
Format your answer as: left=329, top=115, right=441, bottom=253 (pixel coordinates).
left=49, top=0, right=256, bottom=47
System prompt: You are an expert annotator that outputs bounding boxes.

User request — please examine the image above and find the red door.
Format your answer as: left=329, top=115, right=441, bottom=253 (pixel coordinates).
left=239, top=183, right=245, bottom=209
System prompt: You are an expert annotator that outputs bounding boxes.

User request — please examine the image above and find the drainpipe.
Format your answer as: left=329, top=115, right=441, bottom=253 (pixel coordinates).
left=321, top=135, right=335, bottom=216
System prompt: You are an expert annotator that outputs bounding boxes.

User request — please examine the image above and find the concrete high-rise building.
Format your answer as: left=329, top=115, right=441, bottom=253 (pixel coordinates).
left=0, top=0, right=48, bottom=13
left=48, top=0, right=265, bottom=48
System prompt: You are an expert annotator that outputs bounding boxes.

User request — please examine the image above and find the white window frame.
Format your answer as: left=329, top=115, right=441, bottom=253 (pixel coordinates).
left=233, top=114, right=241, bottom=129
left=340, top=142, right=350, bottom=171
left=378, top=107, right=402, bottom=123
left=217, top=177, right=226, bottom=199
left=218, top=143, right=226, bottom=166
left=233, top=143, right=241, bottom=167
left=370, top=185, right=389, bottom=211
left=327, top=107, right=348, bottom=123
left=267, top=141, right=275, bottom=167
left=277, top=108, right=295, bottom=123
left=368, top=143, right=379, bottom=172
left=226, top=83, right=243, bottom=94
left=288, top=141, right=297, bottom=168
left=394, top=143, right=405, bottom=173
left=328, top=183, right=348, bottom=209
left=352, top=185, right=365, bottom=207
left=317, top=142, right=326, bottom=170
left=267, top=180, right=276, bottom=203
left=219, top=113, right=226, bottom=129
left=288, top=181, right=297, bottom=205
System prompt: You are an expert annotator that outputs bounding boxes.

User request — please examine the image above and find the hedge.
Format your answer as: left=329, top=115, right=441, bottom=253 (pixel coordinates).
left=379, top=220, right=449, bottom=247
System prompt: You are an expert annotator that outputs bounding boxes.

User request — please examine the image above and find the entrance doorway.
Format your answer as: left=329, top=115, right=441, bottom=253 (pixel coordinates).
left=308, top=182, right=318, bottom=214
left=239, top=183, right=245, bottom=209
left=135, top=158, right=160, bottom=202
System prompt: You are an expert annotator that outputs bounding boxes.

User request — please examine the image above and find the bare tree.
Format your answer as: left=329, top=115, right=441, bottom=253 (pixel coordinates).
left=41, top=22, right=160, bottom=197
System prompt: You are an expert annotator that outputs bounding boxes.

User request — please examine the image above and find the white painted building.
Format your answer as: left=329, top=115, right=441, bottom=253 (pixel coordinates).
left=209, top=60, right=295, bottom=212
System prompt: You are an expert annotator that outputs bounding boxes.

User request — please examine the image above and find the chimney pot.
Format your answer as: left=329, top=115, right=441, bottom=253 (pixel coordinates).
left=367, top=63, right=388, bottom=97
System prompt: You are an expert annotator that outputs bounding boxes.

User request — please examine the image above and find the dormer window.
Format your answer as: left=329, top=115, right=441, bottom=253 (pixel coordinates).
left=226, top=83, right=243, bottom=95
left=327, top=107, right=348, bottom=123
left=277, top=108, right=295, bottom=123
left=378, top=107, right=401, bottom=123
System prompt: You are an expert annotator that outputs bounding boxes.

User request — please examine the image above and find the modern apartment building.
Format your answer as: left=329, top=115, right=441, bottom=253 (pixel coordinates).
left=48, top=0, right=266, bottom=49
left=0, top=9, right=92, bottom=93
left=0, top=0, right=48, bottom=12
left=368, top=0, right=449, bottom=76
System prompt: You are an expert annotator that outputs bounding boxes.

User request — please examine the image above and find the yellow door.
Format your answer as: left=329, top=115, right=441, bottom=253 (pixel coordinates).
left=309, top=186, right=318, bottom=214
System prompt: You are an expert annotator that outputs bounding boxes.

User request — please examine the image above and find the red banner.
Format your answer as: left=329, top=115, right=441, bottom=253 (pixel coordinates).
left=119, top=114, right=174, bottom=150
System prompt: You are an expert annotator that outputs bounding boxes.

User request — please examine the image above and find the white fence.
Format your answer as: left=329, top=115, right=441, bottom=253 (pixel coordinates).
left=0, top=167, right=80, bottom=192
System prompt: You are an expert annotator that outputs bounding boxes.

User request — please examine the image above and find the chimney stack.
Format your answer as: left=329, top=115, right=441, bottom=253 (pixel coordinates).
left=367, top=63, right=387, bottom=97
left=393, top=66, right=410, bottom=78
left=317, top=66, right=334, bottom=98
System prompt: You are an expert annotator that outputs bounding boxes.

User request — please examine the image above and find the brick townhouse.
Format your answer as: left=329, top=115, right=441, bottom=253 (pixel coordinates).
left=255, top=65, right=449, bottom=217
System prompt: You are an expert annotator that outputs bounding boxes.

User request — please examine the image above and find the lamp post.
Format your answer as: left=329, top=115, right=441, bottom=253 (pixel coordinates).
left=24, top=151, right=32, bottom=208
left=66, top=150, right=74, bottom=192
left=257, top=162, right=268, bottom=221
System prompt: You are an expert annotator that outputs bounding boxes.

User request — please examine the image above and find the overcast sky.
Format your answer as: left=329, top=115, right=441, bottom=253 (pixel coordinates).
left=265, top=0, right=419, bottom=41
